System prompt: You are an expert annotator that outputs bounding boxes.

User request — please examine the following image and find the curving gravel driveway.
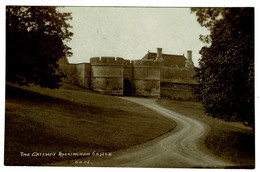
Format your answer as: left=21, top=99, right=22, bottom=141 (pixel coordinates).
left=90, top=97, right=233, bottom=168
left=51, top=97, right=233, bottom=168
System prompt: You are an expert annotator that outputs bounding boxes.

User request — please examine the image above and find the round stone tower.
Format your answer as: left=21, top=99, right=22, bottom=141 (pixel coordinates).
left=90, top=57, right=124, bottom=95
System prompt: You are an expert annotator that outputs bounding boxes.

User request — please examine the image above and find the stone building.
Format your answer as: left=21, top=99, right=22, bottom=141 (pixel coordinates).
left=58, top=48, right=198, bottom=101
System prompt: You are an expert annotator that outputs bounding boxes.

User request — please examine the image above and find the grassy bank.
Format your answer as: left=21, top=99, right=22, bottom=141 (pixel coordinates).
left=5, top=84, right=176, bottom=166
left=156, top=99, right=254, bottom=168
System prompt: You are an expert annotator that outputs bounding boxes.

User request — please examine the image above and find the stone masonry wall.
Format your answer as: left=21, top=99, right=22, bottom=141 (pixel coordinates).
left=132, top=60, right=160, bottom=97
left=160, top=82, right=198, bottom=101
left=90, top=57, right=124, bottom=95
left=75, top=63, right=91, bottom=88
left=160, top=67, right=196, bottom=84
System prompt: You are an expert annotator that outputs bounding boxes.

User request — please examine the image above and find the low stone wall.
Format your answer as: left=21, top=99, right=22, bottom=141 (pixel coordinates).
left=160, top=82, right=198, bottom=101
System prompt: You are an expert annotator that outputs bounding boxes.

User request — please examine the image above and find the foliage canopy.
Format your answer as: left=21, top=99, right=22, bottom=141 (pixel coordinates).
left=6, top=6, right=73, bottom=88
left=191, top=8, right=254, bottom=127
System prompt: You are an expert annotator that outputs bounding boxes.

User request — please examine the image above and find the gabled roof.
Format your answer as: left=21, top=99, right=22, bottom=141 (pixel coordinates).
left=142, top=52, right=187, bottom=67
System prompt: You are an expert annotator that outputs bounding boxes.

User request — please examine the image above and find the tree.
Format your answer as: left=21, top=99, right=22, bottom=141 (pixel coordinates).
left=6, top=6, right=73, bottom=88
left=191, top=8, right=254, bottom=127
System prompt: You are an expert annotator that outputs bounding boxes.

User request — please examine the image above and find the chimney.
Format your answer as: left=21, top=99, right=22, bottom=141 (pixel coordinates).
left=187, top=50, right=192, bottom=60
left=186, top=50, right=194, bottom=68
left=155, top=48, right=163, bottom=61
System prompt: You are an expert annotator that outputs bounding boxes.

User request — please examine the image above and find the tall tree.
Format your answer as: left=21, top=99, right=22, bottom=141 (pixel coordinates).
left=6, top=6, right=73, bottom=88
left=191, top=8, right=254, bottom=127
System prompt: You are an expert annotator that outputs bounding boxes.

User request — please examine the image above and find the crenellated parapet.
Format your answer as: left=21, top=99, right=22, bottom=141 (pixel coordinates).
left=90, top=57, right=133, bottom=66
left=90, top=57, right=164, bottom=68
left=124, top=59, right=133, bottom=67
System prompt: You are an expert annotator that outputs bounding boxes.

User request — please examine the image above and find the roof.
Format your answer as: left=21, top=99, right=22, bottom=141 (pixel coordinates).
left=142, top=52, right=187, bottom=67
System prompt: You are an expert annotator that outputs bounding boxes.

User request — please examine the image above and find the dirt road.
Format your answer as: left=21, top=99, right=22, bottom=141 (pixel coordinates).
left=52, top=97, right=233, bottom=168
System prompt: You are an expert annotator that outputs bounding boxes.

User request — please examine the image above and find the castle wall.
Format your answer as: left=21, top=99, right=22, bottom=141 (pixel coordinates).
left=160, top=67, right=196, bottom=84
left=123, top=64, right=133, bottom=80
left=132, top=60, right=160, bottom=97
left=91, top=77, right=123, bottom=95
left=91, top=65, right=123, bottom=77
left=75, top=63, right=91, bottom=88
left=160, top=82, right=198, bottom=101
left=90, top=57, right=124, bottom=95
left=65, top=64, right=78, bottom=83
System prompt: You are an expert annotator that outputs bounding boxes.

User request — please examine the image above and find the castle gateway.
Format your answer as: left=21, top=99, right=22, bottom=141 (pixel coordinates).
left=59, top=48, right=198, bottom=101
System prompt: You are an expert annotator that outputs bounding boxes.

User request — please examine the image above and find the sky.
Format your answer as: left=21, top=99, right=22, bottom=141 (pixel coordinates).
left=60, top=7, right=210, bottom=66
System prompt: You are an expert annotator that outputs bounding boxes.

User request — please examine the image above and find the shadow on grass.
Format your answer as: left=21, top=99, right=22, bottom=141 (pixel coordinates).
left=5, top=85, right=112, bottom=165
left=205, top=129, right=255, bottom=167
left=5, top=85, right=175, bottom=166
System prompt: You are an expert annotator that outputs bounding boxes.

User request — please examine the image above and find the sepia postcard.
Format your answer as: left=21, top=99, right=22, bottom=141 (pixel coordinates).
left=4, top=5, right=255, bottom=169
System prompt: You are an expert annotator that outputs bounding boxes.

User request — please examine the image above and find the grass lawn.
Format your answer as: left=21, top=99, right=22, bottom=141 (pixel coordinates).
left=5, top=84, right=176, bottom=166
left=157, top=99, right=255, bottom=168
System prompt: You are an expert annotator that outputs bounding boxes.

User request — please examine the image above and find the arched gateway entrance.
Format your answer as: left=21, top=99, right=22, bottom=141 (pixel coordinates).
left=123, top=79, right=132, bottom=96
